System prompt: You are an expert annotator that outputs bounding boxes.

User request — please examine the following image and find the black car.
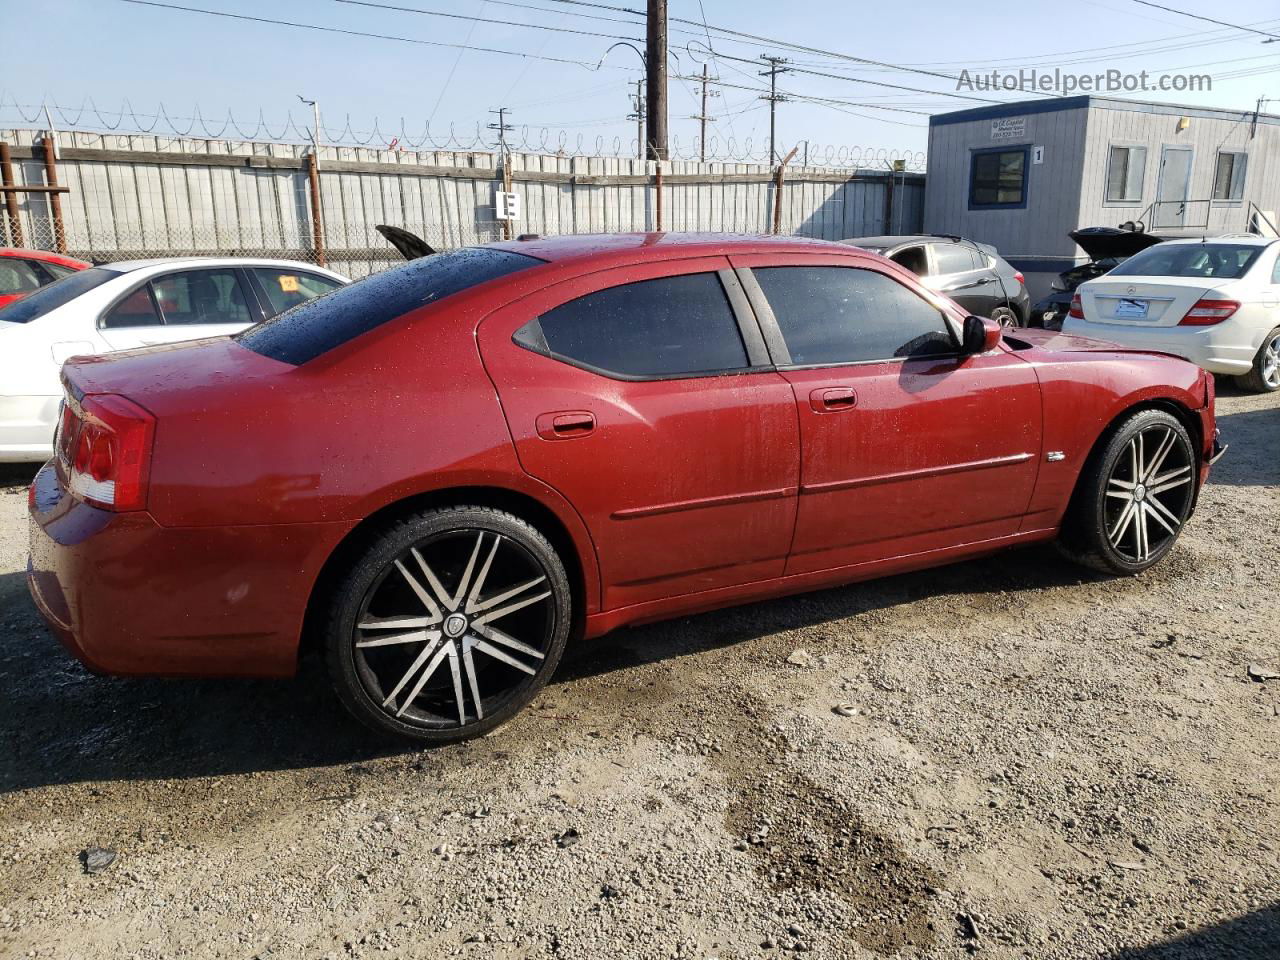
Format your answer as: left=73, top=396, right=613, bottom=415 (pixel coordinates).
left=841, top=234, right=1031, bottom=329
left=1034, top=227, right=1166, bottom=330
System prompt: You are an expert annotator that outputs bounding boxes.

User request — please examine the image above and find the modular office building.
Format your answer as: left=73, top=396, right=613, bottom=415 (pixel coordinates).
left=923, top=95, right=1280, bottom=301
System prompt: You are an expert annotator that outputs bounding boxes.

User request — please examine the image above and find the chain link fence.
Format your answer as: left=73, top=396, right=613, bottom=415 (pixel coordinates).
left=5, top=215, right=506, bottom=279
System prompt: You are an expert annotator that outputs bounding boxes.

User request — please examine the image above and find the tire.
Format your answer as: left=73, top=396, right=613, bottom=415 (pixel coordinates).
left=1058, top=409, right=1197, bottom=576
left=1235, top=327, right=1280, bottom=393
left=991, top=306, right=1020, bottom=330
left=324, top=505, right=572, bottom=744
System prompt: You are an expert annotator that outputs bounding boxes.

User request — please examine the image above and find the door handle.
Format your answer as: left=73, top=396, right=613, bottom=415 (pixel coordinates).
left=810, top=387, right=857, bottom=413
left=536, top=410, right=595, bottom=440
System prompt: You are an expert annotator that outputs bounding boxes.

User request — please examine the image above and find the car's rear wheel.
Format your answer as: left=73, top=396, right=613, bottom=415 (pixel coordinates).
left=991, top=306, right=1020, bottom=330
left=325, top=506, right=572, bottom=744
left=1236, top=327, right=1280, bottom=393
left=1059, top=409, right=1196, bottom=575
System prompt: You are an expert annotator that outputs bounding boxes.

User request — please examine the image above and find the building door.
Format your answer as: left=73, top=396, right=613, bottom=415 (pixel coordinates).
left=1154, top=147, right=1193, bottom=228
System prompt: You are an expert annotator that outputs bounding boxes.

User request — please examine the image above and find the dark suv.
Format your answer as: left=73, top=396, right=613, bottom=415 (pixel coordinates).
left=841, top=234, right=1030, bottom=329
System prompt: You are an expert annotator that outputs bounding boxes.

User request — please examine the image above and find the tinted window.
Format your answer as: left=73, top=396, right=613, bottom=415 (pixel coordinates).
left=0, top=259, right=42, bottom=295
left=754, top=266, right=955, bottom=366
left=103, top=286, right=162, bottom=328
left=253, top=268, right=344, bottom=317
left=971, top=149, right=1026, bottom=206
left=531, top=272, right=748, bottom=378
left=932, top=244, right=980, bottom=274
left=1109, top=243, right=1262, bottom=280
left=152, top=269, right=252, bottom=326
left=0, top=267, right=117, bottom=324
left=239, top=248, right=540, bottom=365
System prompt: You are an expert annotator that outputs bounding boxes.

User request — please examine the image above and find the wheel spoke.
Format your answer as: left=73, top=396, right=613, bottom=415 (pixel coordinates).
left=394, top=559, right=444, bottom=620
left=382, top=636, right=445, bottom=709
left=1108, top=476, right=1136, bottom=491
left=1134, top=503, right=1151, bottom=561
left=472, top=622, right=546, bottom=661
left=473, top=637, right=539, bottom=675
left=462, top=643, right=484, bottom=721
left=410, top=547, right=455, bottom=612
left=357, top=615, right=437, bottom=630
left=1133, top=433, right=1144, bottom=482
left=472, top=588, right=553, bottom=627
left=1105, top=490, right=1132, bottom=501
left=450, top=532, right=486, bottom=611
left=356, top=628, right=440, bottom=649
left=467, top=575, right=548, bottom=616
left=447, top=646, right=467, bottom=726
left=466, top=535, right=502, bottom=610
left=1146, top=494, right=1183, bottom=534
left=1109, top=499, right=1137, bottom=544
left=1143, top=428, right=1176, bottom=482
left=1148, top=466, right=1192, bottom=496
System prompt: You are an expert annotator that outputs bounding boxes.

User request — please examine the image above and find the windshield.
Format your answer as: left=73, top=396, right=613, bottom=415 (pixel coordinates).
left=1108, top=243, right=1263, bottom=280
left=0, top=267, right=116, bottom=324
left=237, top=247, right=543, bottom=365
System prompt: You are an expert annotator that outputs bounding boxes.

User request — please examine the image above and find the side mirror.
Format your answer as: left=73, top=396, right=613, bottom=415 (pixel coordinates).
left=961, top=315, right=1002, bottom=355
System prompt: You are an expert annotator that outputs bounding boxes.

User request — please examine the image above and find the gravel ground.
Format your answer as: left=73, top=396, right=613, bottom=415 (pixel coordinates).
left=0, top=385, right=1276, bottom=960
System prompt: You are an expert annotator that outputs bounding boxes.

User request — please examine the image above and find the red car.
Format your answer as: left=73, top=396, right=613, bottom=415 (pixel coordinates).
left=0, top=248, right=90, bottom=310
left=28, top=234, right=1222, bottom=743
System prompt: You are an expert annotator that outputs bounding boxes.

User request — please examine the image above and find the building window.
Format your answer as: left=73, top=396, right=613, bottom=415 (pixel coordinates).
left=970, top=148, right=1027, bottom=208
left=1213, top=151, right=1247, bottom=202
left=1105, top=145, right=1146, bottom=202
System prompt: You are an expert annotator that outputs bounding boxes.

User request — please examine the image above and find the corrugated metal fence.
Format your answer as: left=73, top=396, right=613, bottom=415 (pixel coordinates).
left=1, top=130, right=925, bottom=278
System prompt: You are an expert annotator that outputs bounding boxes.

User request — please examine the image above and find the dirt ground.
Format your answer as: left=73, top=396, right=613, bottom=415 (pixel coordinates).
left=0, top=385, right=1276, bottom=960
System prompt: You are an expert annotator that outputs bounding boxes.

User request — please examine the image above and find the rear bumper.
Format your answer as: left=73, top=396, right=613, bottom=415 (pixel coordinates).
left=1060, top=320, right=1254, bottom=375
left=27, top=461, right=353, bottom=677
left=0, top=394, right=59, bottom=463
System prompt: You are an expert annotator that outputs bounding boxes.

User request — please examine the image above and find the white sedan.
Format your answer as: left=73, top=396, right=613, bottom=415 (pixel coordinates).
left=0, top=257, right=347, bottom=462
left=1064, top=236, right=1280, bottom=392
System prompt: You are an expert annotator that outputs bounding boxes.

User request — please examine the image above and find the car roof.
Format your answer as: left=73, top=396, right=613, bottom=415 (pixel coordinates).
left=486, top=232, right=849, bottom=265
left=0, top=247, right=91, bottom=268
left=1157, top=235, right=1278, bottom=247
left=843, top=235, right=940, bottom=247
left=100, top=256, right=347, bottom=276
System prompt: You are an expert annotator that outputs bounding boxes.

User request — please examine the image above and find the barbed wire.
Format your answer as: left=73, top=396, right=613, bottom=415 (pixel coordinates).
left=0, top=95, right=927, bottom=171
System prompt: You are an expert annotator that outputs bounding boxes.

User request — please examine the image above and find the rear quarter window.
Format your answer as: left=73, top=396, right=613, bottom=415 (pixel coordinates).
left=0, top=267, right=117, bottom=324
left=238, top=248, right=542, bottom=364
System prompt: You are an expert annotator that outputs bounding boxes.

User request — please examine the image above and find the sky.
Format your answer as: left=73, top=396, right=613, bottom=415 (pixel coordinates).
left=2, top=0, right=1277, bottom=164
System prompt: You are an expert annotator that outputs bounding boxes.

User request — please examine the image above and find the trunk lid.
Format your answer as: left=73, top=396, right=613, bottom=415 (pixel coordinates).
left=1069, top=227, right=1165, bottom=262
left=1078, top=276, right=1216, bottom=327
left=60, top=336, right=291, bottom=414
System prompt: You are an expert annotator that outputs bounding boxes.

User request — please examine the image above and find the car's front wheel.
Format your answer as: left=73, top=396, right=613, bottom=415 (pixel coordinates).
left=1236, top=326, right=1280, bottom=393
left=325, top=506, right=572, bottom=744
left=1059, top=409, right=1197, bottom=575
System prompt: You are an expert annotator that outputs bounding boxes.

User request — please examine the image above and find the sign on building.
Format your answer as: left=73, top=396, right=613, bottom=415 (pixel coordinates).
left=495, top=191, right=521, bottom=221
left=991, top=118, right=1026, bottom=141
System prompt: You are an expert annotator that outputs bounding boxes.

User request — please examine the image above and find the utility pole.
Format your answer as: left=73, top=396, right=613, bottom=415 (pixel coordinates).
left=488, top=108, right=516, bottom=239
left=759, top=55, right=789, bottom=165
left=628, top=80, right=646, bottom=160
left=645, top=0, right=668, bottom=160
left=298, top=95, right=325, bottom=267
left=691, top=63, right=718, bottom=162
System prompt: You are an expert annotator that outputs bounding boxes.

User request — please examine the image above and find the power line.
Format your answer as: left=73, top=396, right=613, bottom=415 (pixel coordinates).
left=1128, top=1, right=1280, bottom=41
left=113, top=0, right=639, bottom=70
left=327, top=0, right=641, bottom=43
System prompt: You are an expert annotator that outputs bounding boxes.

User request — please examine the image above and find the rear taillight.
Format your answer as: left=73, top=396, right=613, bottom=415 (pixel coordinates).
left=63, top=394, right=155, bottom=511
left=1013, top=271, right=1025, bottom=286
left=1068, top=293, right=1084, bottom=320
left=1179, top=298, right=1240, bottom=326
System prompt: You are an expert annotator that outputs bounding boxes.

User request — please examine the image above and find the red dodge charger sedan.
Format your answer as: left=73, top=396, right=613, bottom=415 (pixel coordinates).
left=28, top=233, right=1222, bottom=743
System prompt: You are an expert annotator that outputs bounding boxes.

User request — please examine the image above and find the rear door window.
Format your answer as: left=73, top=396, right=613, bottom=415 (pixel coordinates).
left=0, top=259, right=43, bottom=295
left=239, top=247, right=541, bottom=365
left=524, top=272, right=749, bottom=378
left=753, top=265, right=956, bottom=366
left=102, top=286, right=163, bottom=329
left=150, top=269, right=253, bottom=326
left=252, top=268, right=345, bottom=317
left=932, top=244, right=981, bottom=275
